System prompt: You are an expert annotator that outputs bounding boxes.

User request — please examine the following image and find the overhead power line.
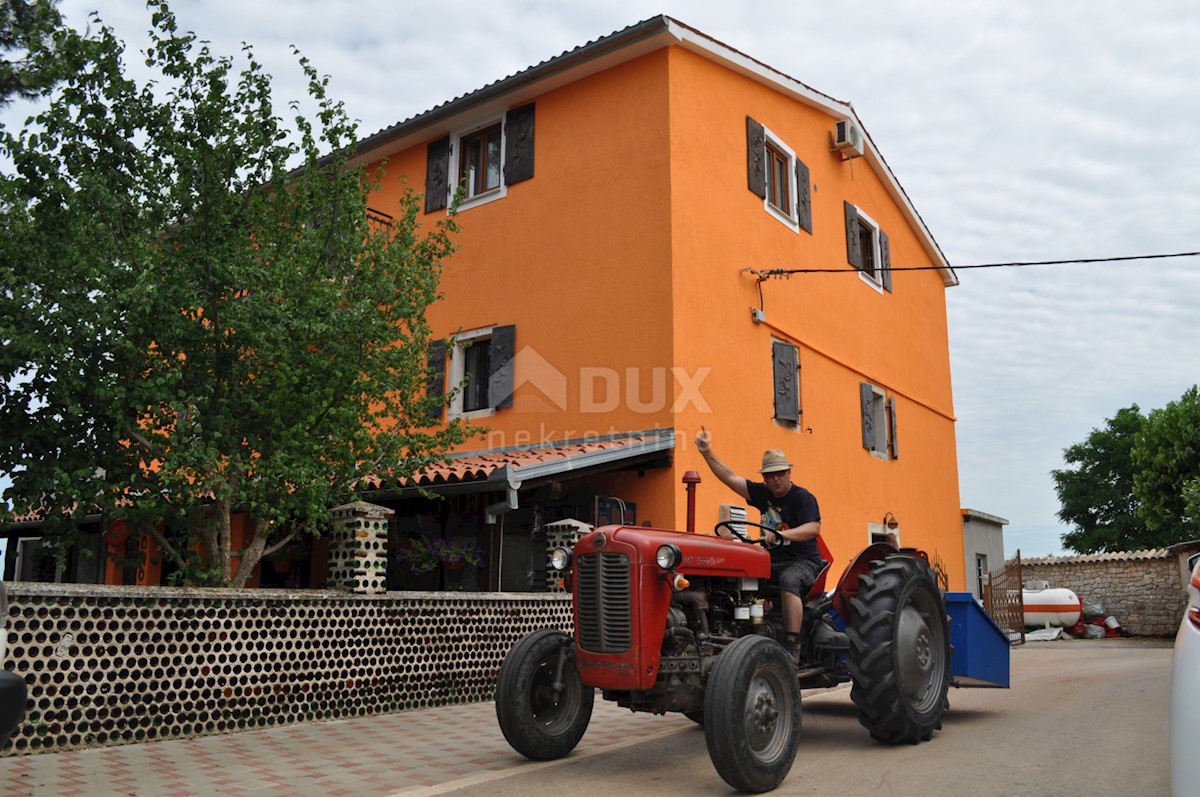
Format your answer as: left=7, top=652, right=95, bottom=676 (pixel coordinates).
left=750, top=250, right=1200, bottom=278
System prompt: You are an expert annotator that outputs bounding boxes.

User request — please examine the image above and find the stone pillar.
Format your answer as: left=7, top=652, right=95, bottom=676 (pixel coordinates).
left=327, top=501, right=394, bottom=594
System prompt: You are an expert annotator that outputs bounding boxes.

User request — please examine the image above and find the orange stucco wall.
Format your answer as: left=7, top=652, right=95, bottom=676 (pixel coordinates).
left=365, top=44, right=965, bottom=589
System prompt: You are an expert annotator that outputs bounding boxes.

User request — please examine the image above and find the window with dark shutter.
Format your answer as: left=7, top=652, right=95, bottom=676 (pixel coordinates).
left=887, top=396, right=899, bottom=459
left=424, top=136, right=450, bottom=214
left=844, top=201, right=862, bottom=270
left=795, top=158, right=812, bottom=234
left=772, top=341, right=799, bottom=424
left=746, top=116, right=766, bottom=199
left=879, top=230, right=893, bottom=292
left=859, top=382, right=875, bottom=450
left=504, top=104, right=535, bottom=185
left=488, top=324, right=516, bottom=410
left=426, top=339, right=446, bottom=420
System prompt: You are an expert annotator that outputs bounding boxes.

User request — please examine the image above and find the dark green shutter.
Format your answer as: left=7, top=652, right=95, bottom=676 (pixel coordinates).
left=844, top=201, right=862, bottom=270
left=746, top=116, right=766, bottom=199
left=860, top=382, right=875, bottom=450
left=424, top=136, right=450, bottom=213
left=504, top=103, right=535, bottom=185
left=887, top=396, right=899, bottom=459
left=795, top=158, right=812, bottom=234
left=426, top=339, right=446, bottom=420
left=488, top=325, right=516, bottom=410
left=880, top=229, right=893, bottom=292
left=772, top=341, right=799, bottom=423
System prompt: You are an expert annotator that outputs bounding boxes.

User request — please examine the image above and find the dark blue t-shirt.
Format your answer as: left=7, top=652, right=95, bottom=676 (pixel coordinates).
left=746, top=482, right=822, bottom=565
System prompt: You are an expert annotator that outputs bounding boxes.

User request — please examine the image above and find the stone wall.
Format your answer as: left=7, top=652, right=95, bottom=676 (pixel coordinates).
left=0, top=583, right=572, bottom=757
left=1019, top=549, right=1191, bottom=637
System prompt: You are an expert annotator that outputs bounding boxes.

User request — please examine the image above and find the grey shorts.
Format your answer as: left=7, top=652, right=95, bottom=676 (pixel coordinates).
left=772, top=558, right=826, bottom=598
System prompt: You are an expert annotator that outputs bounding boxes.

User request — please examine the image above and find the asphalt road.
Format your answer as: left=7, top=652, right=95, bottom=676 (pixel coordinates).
left=414, top=638, right=1173, bottom=797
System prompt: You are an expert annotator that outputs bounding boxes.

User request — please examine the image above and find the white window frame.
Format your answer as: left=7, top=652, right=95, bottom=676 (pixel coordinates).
left=866, top=384, right=892, bottom=460
left=761, top=126, right=800, bottom=232
left=449, top=117, right=508, bottom=212
left=448, top=326, right=497, bottom=420
left=868, top=522, right=901, bottom=549
left=855, top=206, right=885, bottom=292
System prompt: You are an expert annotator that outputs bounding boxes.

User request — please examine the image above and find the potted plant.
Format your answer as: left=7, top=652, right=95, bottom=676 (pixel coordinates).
left=395, top=536, right=483, bottom=574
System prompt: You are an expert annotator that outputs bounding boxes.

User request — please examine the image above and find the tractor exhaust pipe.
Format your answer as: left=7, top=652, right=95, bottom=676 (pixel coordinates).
left=682, top=470, right=701, bottom=533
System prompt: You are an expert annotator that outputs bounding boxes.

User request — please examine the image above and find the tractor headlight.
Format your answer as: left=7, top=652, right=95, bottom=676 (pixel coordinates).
left=549, top=548, right=572, bottom=571
left=655, top=544, right=682, bottom=570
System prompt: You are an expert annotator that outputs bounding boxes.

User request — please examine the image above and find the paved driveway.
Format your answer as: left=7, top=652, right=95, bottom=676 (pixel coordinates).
left=0, top=638, right=1172, bottom=797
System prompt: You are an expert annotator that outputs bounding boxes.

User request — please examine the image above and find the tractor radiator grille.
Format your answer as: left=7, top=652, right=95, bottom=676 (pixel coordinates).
left=575, top=552, right=632, bottom=653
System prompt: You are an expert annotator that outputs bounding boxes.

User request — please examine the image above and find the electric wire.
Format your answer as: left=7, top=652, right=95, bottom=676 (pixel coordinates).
left=750, top=249, right=1200, bottom=279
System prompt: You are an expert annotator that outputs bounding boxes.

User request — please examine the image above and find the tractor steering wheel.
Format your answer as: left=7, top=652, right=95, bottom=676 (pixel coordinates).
left=713, top=519, right=781, bottom=548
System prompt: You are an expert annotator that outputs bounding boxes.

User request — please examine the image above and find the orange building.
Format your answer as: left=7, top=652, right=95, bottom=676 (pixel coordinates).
left=1, top=17, right=963, bottom=594
left=356, top=17, right=964, bottom=593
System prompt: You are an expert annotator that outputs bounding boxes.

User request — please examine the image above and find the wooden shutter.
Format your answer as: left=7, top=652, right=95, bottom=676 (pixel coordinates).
left=860, top=382, right=875, bottom=450
left=772, top=341, right=799, bottom=423
left=887, top=396, right=899, bottom=459
left=844, top=202, right=862, bottom=270
left=746, top=116, right=766, bottom=198
left=488, top=324, right=516, bottom=410
left=795, top=158, right=812, bottom=234
left=504, top=103, right=535, bottom=185
left=880, top=229, right=893, bottom=292
left=424, top=136, right=450, bottom=213
left=426, top=339, right=446, bottom=420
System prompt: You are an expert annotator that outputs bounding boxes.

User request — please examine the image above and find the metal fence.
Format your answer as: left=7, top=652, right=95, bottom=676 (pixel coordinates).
left=983, top=550, right=1025, bottom=645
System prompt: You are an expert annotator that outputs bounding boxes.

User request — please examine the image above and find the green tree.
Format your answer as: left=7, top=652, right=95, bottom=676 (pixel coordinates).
left=0, top=2, right=466, bottom=586
left=1, top=0, right=66, bottom=107
left=1132, top=385, right=1200, bottom=544
left=1053, top=405, right=1146, bottom=553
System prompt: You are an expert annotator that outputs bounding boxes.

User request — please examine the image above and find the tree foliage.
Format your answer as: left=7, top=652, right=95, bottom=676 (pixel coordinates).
left=1054, top=386, right=1200, bottom=553
left=1052, top=405, right=1145, bottom=553
left=0, top=2, right=466, bottom=586
left=1, top=0, right=66, bottom=106
left=1132, top=385, right=1200, bottom=543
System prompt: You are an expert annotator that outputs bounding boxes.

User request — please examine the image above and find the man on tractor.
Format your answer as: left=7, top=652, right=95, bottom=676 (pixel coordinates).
left=695, top=427, right=826, bottom=661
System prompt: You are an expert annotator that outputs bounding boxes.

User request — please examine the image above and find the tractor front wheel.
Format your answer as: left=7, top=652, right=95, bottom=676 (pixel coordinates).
left=703, top=635, right=801, bottom=793
left=846, top=554, right=950, bottom=744
left=495, top=629, right=594, bottom=760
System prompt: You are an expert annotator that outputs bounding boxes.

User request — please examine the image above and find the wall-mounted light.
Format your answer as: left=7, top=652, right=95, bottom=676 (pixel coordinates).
left=883, top=512, right=899, bottom=530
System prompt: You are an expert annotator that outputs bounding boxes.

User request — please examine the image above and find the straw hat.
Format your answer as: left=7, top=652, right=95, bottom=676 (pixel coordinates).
left=758, top=449, right=792, bottom=474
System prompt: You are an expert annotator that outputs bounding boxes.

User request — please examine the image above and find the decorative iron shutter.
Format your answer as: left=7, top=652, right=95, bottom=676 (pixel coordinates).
left=488, top=324, right=516, bottom=410
left=746, top=116, right=766, bottom=199
left=795, top=158, right=812, bottom=234
left=844, top=201, right=862, bottom=270
left=426, top=339, right=446, bottom=420
left=860, top=382, right=875, bottom=450
left=880, top=229, right=893, bottom=292
left=772, top=341, right=799, bottom=423
left=504, top=103, right=535, bottom=185
left=887, top=396, right=899, bottom=459
left=424, top=136, right=450, bottom=213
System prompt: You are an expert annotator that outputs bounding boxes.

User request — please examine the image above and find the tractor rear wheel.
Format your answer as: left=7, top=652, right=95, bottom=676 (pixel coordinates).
left=846, top=554, right=950, bottom=744
left=495, top=629, right=594, bottom=760
left=703, top=635, right=801, bottom=793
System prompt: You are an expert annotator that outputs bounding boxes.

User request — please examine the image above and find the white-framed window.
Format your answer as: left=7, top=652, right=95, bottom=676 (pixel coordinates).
left=859, top=382, right=899, bottom=460
left=449, top=327, right=497, bottom=419
left=444, top=324, right=516, bottom=420
left=424, top=104, right=535, bottom=216
left=451, top=119, right=507, bottom=211
left=868, top=522, right=900, bottom=549
left=843, top=201, right=892, bottom=292
left=745, top=116, right=812, bottom=234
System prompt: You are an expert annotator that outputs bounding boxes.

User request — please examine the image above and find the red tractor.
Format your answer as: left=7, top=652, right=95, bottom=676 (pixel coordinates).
left=496, top=488, right=1008, bottom=793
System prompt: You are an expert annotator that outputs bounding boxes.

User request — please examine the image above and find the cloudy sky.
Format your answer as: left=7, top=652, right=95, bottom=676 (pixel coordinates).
left=5, top=0, right=1199, bottom=559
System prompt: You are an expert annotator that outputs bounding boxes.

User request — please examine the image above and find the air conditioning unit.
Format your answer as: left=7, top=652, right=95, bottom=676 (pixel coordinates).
left=719, top=504, right=748, bottom=538
left=832, top=119, right=865, bottom=159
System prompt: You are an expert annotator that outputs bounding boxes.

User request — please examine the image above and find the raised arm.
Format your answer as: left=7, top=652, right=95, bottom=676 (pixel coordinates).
left=695, top=426, right=751, bottom=502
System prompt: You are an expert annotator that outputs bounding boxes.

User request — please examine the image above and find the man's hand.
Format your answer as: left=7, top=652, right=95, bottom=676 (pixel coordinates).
left=695, top=425, right=712, bottom=455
